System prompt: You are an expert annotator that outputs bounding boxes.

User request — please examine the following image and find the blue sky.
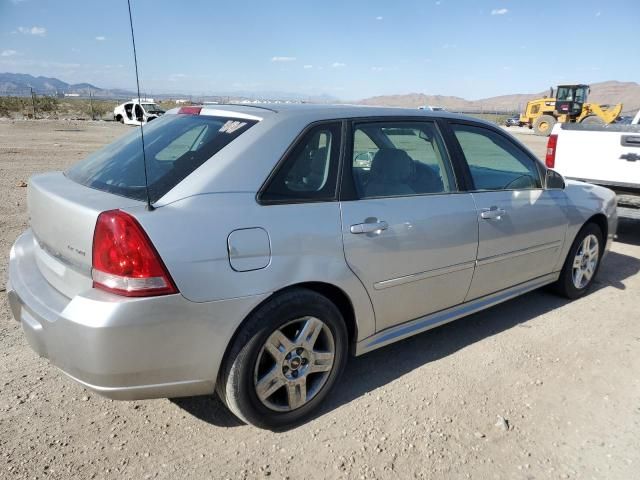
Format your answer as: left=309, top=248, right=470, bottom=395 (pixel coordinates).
left=1, top=0, right=638, bottom=99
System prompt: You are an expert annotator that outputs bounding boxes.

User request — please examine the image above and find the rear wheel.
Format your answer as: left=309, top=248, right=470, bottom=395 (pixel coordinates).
left=552, top=223, right=603, bottom=299
left=116, top=115, right=124, bottom=124
left=217, top=288, right=348, bottom=430
left=580, top=115, right=605, bottom=125
left=533, top=115, right=556, bottom=136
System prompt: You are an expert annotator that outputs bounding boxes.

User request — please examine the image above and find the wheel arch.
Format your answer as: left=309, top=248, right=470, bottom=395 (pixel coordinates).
left=585, top=213, right=608, bottom=243
left=219, top=282, right=359, bottom=374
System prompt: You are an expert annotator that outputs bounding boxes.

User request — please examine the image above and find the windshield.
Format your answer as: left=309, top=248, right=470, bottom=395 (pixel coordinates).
left=142, top=103, right=163, bottom=113
left=556, top=86, right=588, bottom=103
left=66, top=114, right=257, bottom=203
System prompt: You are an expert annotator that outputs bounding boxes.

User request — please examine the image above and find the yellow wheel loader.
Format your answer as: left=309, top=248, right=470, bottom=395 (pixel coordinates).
left=519, top=84, right=623, bottom=136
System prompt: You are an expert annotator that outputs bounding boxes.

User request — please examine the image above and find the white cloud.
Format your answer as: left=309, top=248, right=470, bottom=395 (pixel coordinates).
left=331, top=62, right=346, bottom=68
left=375, top=16, right=383, bottom=20
left=17, top=26, right=46, bottom=36
left=1, top=49, right=18, bottom=57
left=371, top=66, right=384, bottom=72
left=169, top=73, right=187, bottom=81
left=303, top=64, right=313, bottom=69
left=271, top=56, right=296, bottom=62
left=95, top=36, right=106, bottom=41
left=491, top=8, right=508, bottom=15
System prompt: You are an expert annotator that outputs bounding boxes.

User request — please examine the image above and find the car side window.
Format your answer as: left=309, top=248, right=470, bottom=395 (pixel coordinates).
left=260, top=122, right=341, bottom=203
left=352, top=121, right=455, bottom=199
left=452, top=124, right=542, bottom=190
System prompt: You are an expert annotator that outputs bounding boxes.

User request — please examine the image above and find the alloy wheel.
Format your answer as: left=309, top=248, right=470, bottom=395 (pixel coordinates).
left=572, top=234, right=599, bottom=289
left=253, top=317, right=335, bottom=412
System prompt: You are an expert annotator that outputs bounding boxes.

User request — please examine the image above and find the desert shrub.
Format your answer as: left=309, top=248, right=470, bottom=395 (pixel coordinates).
left=0, top=96, right=28, bottom=117
left=36, top=96, right=59, bottom=113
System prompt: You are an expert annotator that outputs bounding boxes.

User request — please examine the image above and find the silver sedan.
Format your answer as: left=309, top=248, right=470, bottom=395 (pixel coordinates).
left=7, top=105, right=617, bottom=429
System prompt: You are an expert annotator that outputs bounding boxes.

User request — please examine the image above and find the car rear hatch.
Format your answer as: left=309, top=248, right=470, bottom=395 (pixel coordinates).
left=26, top=110, right=260, bottom=299
left=27, top=172, right=144, bottom=299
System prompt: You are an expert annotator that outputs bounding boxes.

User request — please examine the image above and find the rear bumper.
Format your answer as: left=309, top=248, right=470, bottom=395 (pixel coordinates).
left=7, top=230, right=268, bottom=400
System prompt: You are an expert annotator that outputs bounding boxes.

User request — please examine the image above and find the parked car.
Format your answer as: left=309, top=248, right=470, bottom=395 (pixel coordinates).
left=8, top=105, right=617, bottom=429
left=504, top=115, right=521, bottom=127
left=113, top=98, right=165, bottom=125
left=548, top=109, right=640, bottom=213
left=419, top=105, right=446, bottom=112
left=614, top=115, right=634, bottom=125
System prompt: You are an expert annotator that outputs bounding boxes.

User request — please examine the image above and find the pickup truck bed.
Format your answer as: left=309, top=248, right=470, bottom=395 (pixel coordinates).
left=551, top=122, right=640, bottom=210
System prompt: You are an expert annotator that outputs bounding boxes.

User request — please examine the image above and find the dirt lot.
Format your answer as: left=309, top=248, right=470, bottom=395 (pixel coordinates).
left=1, top=119, right=639, bottom=480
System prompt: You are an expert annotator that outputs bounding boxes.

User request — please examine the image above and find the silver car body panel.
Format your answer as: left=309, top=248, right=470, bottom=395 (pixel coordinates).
left=340, top=193, right=479, bottom=331
left=355, top=271, right=559, bottom=355
left=7, top=104, right=618, bottom=400
left=128, top=195, right=377, bottom=338
left=28, top=172, right=142, bottom=299
left=8, top=230, right=269, bottom=399
left=465, top=189, right=568, bottom=300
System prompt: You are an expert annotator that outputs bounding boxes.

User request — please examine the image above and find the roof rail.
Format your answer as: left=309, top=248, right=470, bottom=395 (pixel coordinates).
left=216, top=103, right=279, bottom=113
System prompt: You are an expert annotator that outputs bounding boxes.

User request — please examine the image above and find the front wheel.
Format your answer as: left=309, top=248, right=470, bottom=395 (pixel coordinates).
left=217, top=288, right=348, bottom=430
left=533, top=114, right=556, bottom=136
left=552, top=223, right=603, bottom=299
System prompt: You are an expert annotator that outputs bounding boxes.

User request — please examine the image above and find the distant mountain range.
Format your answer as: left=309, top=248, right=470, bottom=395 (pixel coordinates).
left=1, top=73, right=638, bottom=113
left=0, top=72, right=339, bottom=102
left=0, top=72, right=137, bottom=98
left=358, top=81, right=640, bottom=114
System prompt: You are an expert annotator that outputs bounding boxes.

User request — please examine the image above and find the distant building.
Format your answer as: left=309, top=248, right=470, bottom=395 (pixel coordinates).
left=64, top=93, right=80, bottom=97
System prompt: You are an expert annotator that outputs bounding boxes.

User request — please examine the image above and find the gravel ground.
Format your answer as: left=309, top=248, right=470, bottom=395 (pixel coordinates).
left=1, top=119, right=639, bottom=480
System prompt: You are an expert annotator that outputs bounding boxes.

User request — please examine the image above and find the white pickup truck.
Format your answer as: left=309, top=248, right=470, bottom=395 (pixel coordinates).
left=548, top=110, right=640, bottom=217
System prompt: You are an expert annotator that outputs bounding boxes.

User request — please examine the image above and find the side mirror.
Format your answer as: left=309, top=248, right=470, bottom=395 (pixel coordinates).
left=546, top=169, right=565, bottom=189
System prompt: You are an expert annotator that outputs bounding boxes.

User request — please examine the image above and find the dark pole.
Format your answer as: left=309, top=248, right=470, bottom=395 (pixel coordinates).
left=30, top=87, right=37, bottom=119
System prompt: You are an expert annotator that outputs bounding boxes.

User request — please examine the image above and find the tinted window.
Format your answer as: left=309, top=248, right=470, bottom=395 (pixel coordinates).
left=260, top=122, right=342, bottom=203
left=452, top=124, right=542, bottom=190
left=352, top=122, right=455, bottom=199
left=66, top=114, right=256, bottom=203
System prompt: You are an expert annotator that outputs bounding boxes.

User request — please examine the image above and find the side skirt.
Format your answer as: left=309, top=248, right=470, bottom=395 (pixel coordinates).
left=354, top=272, right=559, bottom=356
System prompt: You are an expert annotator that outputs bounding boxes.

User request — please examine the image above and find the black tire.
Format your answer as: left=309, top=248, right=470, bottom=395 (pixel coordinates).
left=533, top=114, right=556, bottom=136
left=116, top=115, right=124, bottom=124
left=217, top=288, right=348, bottom=430
left=552, top=223, right=604, bottom=299
left=580, top=115, right=605, bottom=125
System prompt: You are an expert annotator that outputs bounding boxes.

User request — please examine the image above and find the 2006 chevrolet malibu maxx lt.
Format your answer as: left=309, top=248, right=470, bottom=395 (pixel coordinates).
left=8, top=105, right=617, bottom=429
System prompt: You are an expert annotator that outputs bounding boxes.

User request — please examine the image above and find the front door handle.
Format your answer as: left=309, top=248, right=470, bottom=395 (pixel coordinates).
left=480, top=206, right=506, bottom=220
left=350, top=221, right=389, bottom=234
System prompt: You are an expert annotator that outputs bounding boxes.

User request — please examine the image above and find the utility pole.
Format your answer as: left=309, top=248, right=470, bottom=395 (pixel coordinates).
left=30, top=87, right=37, bottom=119
left=89, top=90, right=94, bottom=120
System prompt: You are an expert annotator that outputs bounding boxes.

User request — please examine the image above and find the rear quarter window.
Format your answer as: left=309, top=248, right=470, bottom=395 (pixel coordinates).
left=66, top=114, right=256, bottom=202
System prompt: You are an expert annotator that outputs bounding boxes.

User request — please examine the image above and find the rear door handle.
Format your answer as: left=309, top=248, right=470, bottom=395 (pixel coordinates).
left=350, top=221, right=389, bottom=234
left=480, top=207, right=506, bottom=220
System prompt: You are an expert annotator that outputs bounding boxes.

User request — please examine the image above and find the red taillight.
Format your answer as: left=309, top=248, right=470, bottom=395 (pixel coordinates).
left=92, top=210, right=178, bottom=297
left=177, top=106, right=202, bottom=115
left=545, top=134, right=558, bottom=168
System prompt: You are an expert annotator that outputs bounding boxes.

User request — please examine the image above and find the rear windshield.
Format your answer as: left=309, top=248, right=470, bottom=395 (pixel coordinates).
left=66, top=114, right=257, bottom=203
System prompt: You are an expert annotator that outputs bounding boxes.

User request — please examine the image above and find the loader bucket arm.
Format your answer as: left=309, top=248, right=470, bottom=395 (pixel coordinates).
left=582, top=102, right=623, bottom=124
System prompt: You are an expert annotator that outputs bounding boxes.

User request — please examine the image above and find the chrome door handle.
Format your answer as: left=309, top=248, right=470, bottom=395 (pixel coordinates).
left=480, top=207, right=506, bottom=220
left=350, top=221, right=389, bottom=234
